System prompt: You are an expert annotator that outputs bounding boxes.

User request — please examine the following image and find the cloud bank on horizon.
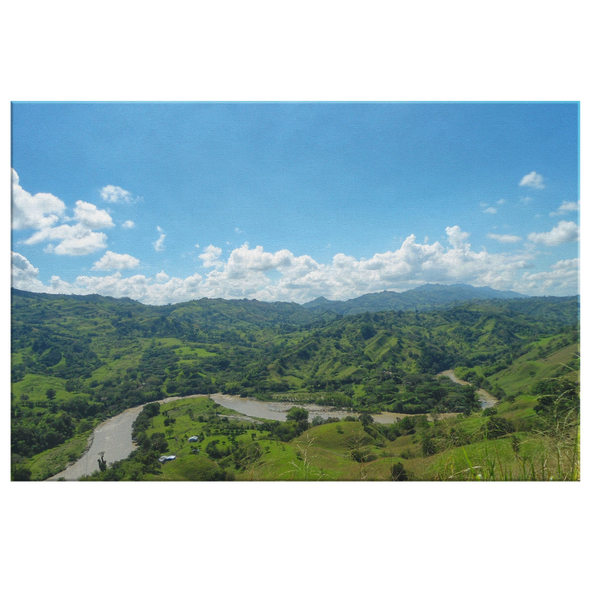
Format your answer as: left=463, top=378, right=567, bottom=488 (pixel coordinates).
left=10, top=176, right=580, bottom=304
left=11, top=161, right=579, bottom=304
left=10, top=103, right=579, bottom=305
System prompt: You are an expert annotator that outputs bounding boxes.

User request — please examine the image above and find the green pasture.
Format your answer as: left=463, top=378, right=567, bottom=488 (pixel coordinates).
left=12, top=374, right=75, bottom=402
left=27, top=432, right=92, bottom=481
left=490, top=342, right=579, bottom=395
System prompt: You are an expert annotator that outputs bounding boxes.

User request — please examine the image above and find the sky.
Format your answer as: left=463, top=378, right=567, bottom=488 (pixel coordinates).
left=11, top=102, right=579, bottom=305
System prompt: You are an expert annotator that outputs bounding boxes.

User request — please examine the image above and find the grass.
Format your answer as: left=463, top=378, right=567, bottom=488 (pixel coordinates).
left=32, top=357, right=579, bottom=482
left=173, top=346, right=217, bottom=358
left=27, top=432, right=92, bottom=480
left=11, top=373, right=82, bottom=403
left=490, top=342, right=579, bottom=396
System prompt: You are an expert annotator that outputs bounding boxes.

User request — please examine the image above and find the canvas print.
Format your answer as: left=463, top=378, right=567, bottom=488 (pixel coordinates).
left=11, top=102, right=580, bottom=481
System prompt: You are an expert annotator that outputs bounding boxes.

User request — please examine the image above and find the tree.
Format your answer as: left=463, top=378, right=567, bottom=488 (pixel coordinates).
left=286, top=406, right=308, bottom=422
left=97, top=451, right=107, bottom=472
left=390, top=462, right=409, bottom=481
left=421, top=432, right=437, bottom=456
left=45, top=388, right=56, bottom=400
left=347, top=429, right=374, bottom=464
left=358, top=412, right=374, bottom=426
left=150, top=432, right=169, bottom=453
left=11, top=464, right=32, bottom=481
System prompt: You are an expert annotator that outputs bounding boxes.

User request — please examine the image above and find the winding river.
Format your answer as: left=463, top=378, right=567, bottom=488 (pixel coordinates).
left=49, top=394, right=206, bottom=481
left=50, top=370, right=493, bottom=480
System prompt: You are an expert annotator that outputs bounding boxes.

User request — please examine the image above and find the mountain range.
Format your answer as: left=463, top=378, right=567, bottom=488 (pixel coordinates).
left=302, top=283, right=528, bottom=315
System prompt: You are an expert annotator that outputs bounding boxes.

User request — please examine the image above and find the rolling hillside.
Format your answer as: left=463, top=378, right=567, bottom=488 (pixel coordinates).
left=10, top=287, right=579, bottom=480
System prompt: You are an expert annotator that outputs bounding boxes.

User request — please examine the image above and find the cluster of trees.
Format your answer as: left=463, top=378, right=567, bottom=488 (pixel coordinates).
left=11, top=392, right=102, bottom=457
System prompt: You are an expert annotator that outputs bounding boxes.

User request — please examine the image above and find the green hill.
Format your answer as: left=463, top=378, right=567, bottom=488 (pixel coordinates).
left=10, top=288, right=579, bottom=480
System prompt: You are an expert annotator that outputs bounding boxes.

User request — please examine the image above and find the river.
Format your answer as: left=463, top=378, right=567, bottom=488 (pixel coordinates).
left=50, top=371, right=489, bottom=480
left=49, top=394, right=206, bottom=481
left=208, top=393, right=455, bottom=424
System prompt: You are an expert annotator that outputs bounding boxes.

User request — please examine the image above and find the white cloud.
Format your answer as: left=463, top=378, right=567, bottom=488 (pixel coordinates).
left=483, top=207, right=497, bottom=214
left=519, top=171, right=545, bottom=189
left=445, top=225, right=470, bottom=249
left=13, top=172, right=114, bottom=255
left=199, top=245, right=224, bottom=268
left=73, top=200, right=114, bottom=229
left=100, top=185, right=136, bottom=204
left=92, top=251, right=140, bottom=271
left=519, top=258, right=579, bottom=296
left=527, top=220, right=579, bottom=247
left=11, top=251, right=44, bottom=291
left=550, top=200, right=579, bottom=216
left=122, top=220, right=135, bottom=229
left=11, top=169, right=66, bottom=230
left=487, top=233, right=522, bottom=244
left=24, top=224, right=109, bottom=255
left=520, top=196, right=533, bottom=204
left=153, top=230, right=166, bottom=251
left=496, top=199, right=506, bottom=205
left=13, top=222, right=579, bottom=305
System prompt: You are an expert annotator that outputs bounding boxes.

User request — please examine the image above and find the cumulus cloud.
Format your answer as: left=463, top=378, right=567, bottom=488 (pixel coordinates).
left=153, top=231, right=166, bottom=251
left=519, top=171, right=545, bottom=189
left=24, top=224, right=109, bottom=255
left=11, top=169, right=66, bottom=230
left=188, top=232, right=535, bottom=303
left=122, top=220, right=135, bottom=229
left=100, top=185, right=137, bottom=204
left=11, top=251, right=44, bottom=291
left=92, top=251, right=140, bottom=271
left=73, top=200, right=114, bottom=229
left=520, top=258, right=579, bottom=296
left=445, top=225, right=470, bottom=249
left=550, top=200, right=579, bottom=216
left=199, top=245, right=224, bottom=268
left=527, top=221, right=579, bottom=247
left=487, top=233, right=522, bottom=244
left=13, top=172, right=115, bottom=256
left=13, top=222, right=579, bottom=305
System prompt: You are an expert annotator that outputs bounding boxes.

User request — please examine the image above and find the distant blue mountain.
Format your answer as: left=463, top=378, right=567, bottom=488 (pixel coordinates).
left=302, top=283, right=528, bottom=315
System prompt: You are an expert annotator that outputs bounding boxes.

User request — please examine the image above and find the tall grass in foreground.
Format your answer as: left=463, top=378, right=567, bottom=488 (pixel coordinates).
left=431, top=367, right=580, bottom=481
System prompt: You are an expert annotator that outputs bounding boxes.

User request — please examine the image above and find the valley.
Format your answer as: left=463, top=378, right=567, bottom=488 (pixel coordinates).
left=10, top=285, right=580, bottom=481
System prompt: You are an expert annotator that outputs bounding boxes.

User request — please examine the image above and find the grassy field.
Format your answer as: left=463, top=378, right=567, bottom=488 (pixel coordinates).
left=489, top=341, right=579, bottom=396
left=135, top=390, right=577, bottom=481
left=27, top=432, right=92, bottom=480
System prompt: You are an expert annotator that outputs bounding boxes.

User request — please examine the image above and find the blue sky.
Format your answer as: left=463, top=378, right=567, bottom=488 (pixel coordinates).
left=11, top=102, right=579, bottom=304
